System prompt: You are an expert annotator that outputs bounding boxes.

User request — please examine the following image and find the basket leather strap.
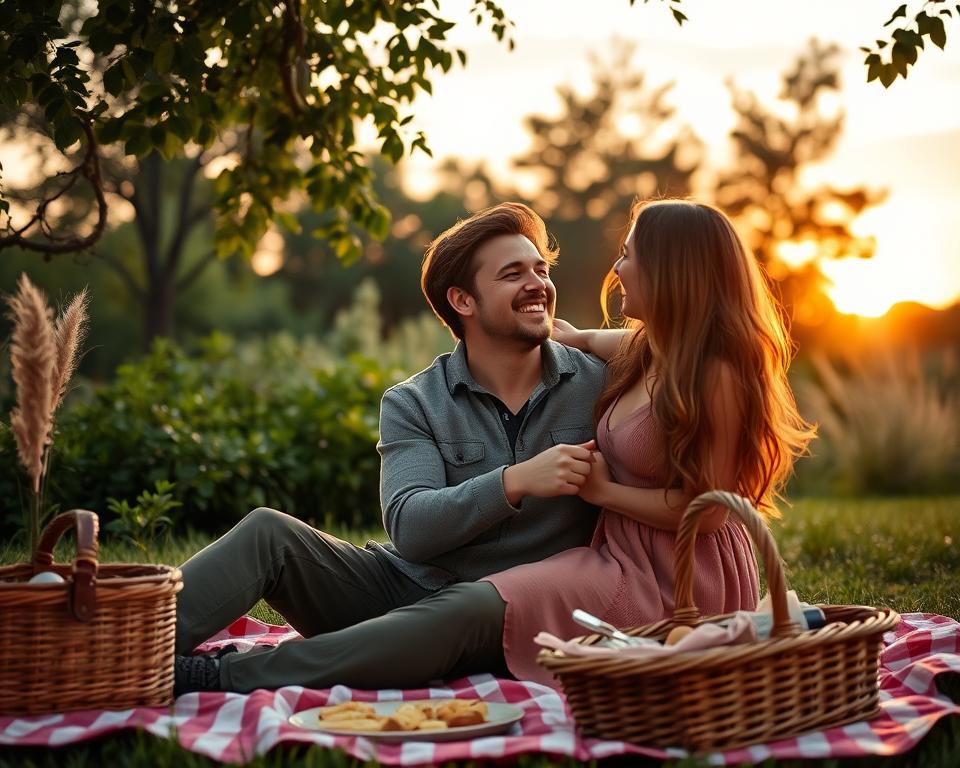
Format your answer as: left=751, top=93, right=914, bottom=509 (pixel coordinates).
left=31, top=510, right=100, bottom=622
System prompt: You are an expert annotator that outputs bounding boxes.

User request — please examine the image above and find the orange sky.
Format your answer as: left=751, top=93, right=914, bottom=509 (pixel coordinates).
left=395, top=0, right=960, bottom=317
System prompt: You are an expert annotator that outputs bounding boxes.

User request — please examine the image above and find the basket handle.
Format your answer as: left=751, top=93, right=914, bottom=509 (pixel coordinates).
left=31, top=509, right=100, bottom=622
left=672, top=490, right=799, bottom=639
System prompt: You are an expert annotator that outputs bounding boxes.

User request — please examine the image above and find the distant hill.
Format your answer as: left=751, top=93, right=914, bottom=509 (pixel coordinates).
left=793, top=300, right=960, bottom=357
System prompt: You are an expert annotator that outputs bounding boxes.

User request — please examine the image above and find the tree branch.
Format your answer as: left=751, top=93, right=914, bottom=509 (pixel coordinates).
left=0, top=121, right=108, bottom=254
left=175, top=250, right=218, bottom=293
left=162, top=154, right=205, bottom=280
left=97, top=251, right=144, bottom=299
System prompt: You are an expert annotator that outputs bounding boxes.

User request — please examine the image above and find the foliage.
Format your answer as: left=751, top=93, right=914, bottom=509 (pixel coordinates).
left=792, top=350, right=960, bottom=496
left=105, top=479, right=181, bottom=553
left=0, top=281, right=453, bottom=539
left=862, top=1, right=956, bottom=87
left=0, top=0, right=513, bottom=261
left=715, top=40, right=885, bottom=329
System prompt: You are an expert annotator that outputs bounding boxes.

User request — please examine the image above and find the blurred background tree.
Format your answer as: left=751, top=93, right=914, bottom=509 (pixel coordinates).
left=714, top=39, right=886, bottom=335
left=505, top=41, right=702, bottom=323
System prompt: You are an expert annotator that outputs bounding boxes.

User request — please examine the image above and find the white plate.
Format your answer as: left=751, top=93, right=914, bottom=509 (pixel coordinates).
left=288, top=699, right=525, bottom=742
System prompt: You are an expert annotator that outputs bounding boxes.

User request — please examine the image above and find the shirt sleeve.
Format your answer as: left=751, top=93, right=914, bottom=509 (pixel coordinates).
left=377, top=386, right=521, bottom=563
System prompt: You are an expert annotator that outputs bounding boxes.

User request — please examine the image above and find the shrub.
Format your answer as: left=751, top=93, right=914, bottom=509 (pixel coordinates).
left=0, top=282, right=455, bottom=538
left=791, top=350, right=960, bottom=495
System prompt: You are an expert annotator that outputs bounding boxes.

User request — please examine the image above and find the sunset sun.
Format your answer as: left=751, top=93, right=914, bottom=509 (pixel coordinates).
left=819, top=200, right=960, bottom=318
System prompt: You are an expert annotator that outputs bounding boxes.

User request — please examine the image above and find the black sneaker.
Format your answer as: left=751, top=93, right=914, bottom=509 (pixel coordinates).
left=174, top=653, right=222, bottom=696
left=215, top=643, right=239, bottom=659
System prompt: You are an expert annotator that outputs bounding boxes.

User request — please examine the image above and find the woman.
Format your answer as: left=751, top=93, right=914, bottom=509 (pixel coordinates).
left=481, top=198, right=815, bottom=685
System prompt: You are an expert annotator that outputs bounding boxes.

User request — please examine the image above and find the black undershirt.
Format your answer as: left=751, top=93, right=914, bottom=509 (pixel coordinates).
left=488, top=397, right=529, bottom=457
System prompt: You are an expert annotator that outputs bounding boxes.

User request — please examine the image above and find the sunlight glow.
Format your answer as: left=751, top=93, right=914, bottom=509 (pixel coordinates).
left=822, top=199, right=960, bottom=317
left=776, top=239, right=819, bottom=269
left=251, top=229, right=285, bottom=276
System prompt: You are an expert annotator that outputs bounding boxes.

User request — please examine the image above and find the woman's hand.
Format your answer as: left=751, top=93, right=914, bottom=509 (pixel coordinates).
left=578, top=450, right=612, bottom=506
left=551, top=318, right=584, bottom=349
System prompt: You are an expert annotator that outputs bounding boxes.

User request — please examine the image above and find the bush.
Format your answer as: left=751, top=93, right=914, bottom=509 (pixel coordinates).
left=791, top=349, right=960, bottom=496
left=0, top=282, right=456, bottom=539
left=0, top=336, right=396, bottom=537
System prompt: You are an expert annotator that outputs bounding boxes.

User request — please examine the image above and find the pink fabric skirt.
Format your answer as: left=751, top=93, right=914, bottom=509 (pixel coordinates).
left=483, top=509, right=759, bottom=687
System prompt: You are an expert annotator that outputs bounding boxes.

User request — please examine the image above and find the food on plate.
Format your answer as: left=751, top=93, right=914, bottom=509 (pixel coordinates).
left=317, top=698, right=489, bottom=732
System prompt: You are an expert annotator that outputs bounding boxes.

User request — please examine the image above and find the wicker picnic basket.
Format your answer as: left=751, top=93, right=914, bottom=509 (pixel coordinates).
left=537, top=490, right=900, bottom=753
left=0, top=509, right=183, bottom=716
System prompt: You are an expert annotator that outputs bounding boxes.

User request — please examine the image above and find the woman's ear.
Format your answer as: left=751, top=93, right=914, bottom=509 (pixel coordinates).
left=447, top=286, right=475, bottom=318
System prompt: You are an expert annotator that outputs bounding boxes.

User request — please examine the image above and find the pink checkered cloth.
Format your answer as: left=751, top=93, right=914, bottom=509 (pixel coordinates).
left=2, top=613, right=958, bottom=764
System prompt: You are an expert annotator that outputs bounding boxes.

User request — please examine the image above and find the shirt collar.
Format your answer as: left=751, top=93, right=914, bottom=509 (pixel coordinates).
left=445, top=339, right=579, bottom=395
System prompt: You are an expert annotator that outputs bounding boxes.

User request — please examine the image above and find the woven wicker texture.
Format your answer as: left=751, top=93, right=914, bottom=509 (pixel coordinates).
left=538, top=491, right=899, bottom=753
left=0, top=510, right=182, bottom=716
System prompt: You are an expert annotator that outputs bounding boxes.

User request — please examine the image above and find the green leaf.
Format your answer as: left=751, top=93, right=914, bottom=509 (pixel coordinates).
left=891, top=42, right=910, bottom=75
left=153, top=40, right=175, bottom=76
left=368, top=204, right=391, bottom=241
left=381, top=132, right=404, bottom=164
left=865, top=53, right=882, bottom=82
left=103, top=64, right=124, bottom=96
left=121, top=58, right=137, bottom=87
left=883, top=4, right=907, bottom=27
left=53, top=115, right=83, bottom=149
left=97, top=116, right=125, bottom=144
left=672, top=8, right=687, bottom=25
left=125, top=128, right=152, bottom=158
left=929, top=16, right=947, bottom=48
left=275, top=211, right=302, bottom=234
left=878, top=62, right=898, bottom=87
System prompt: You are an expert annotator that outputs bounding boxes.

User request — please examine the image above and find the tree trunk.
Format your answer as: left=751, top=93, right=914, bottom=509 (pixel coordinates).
left=144, top=271, right=176, bottom=343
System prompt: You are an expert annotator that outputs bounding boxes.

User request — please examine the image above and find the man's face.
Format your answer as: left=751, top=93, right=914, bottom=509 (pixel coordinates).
left=465, top=234, right=556, bottom=347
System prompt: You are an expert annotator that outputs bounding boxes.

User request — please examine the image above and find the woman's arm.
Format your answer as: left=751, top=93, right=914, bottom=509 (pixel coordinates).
left=552, top=318, right=630, bottom=362
left=579, top=360, right=742, bottom=534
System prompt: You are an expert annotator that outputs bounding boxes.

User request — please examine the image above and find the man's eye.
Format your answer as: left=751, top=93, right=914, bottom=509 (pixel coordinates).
left=504, top=273, right=519, bottom=279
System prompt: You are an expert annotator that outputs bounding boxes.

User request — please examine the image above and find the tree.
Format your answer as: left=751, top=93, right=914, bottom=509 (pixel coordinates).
left=714, top=40, right=885, bottom=329
left=0, top=0, right=515, bottom=338
left=506, top=42, right=702, bottom=323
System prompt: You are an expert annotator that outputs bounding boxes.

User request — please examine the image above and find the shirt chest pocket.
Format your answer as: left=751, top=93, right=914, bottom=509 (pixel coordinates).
left=438, top=440, right=485, bottom=467
left=550, top=425, right=595, bottom=446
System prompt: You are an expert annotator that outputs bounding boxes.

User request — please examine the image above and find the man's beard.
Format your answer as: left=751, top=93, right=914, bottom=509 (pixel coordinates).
left=475, top=297, right=552, bottom=347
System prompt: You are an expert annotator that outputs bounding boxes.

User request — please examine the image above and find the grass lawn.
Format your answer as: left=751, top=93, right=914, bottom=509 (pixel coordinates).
left=2, top=497, right=958, bottom=767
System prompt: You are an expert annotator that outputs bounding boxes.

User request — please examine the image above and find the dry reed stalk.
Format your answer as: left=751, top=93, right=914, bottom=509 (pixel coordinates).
left=7, top=274, right=56, bottom=497
left=51, top=287, right=89, bottom=412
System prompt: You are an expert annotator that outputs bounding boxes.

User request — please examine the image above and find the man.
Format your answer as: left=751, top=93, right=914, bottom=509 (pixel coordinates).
left=174, top=202, right=605, bottom=694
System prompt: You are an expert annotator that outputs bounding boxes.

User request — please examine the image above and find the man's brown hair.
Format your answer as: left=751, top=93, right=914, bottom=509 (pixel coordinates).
left=421, top=202, right=558, bottom=339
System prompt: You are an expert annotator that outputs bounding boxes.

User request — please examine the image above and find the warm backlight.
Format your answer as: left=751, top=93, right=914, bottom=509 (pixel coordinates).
left=820, top=201, right=959, bottom=318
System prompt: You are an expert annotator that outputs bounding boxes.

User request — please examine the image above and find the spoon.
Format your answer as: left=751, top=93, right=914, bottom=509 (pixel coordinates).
left=571, top=609, right=659, bottom=648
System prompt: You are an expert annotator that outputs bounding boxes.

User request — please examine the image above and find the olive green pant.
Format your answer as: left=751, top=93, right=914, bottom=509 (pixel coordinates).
left=176, top=507, right=510, bottom=692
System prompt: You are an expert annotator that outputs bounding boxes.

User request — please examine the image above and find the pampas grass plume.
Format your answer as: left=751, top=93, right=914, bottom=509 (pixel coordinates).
left=7, top=274, right=56, bottom=495
left=51, top=287, right=89, bottom=411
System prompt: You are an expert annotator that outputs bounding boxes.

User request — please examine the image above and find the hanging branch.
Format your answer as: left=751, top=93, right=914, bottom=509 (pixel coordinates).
left=0, top=120, right=108, bottom=254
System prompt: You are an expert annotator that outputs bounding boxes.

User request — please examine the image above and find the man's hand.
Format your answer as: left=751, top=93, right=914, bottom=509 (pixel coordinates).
left=503, top=440, right=595, bottom=505
left=578, top=450, right=612, bottom=506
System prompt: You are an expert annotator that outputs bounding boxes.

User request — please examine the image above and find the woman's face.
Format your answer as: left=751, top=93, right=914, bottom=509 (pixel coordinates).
left=614, top=220, right=644, bottom=321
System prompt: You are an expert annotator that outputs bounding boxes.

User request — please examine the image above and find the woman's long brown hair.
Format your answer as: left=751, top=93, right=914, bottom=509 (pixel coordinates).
left=594, top=200, right=815, bottom=515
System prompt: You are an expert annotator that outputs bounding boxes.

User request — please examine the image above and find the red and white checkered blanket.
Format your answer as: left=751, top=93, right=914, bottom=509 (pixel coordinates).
left=2, top=612, right=958, bottom=764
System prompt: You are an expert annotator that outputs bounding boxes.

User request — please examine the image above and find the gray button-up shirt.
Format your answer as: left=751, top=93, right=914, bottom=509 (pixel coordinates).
left=372, top=339, right=606, bottom=589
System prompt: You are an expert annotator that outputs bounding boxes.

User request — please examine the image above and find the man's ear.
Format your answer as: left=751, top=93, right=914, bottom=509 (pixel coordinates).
left=447, top=286, right=475, bottom=318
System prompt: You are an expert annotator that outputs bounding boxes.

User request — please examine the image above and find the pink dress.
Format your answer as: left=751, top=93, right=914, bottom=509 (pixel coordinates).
left=483, top=398, right=760, bottom=687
